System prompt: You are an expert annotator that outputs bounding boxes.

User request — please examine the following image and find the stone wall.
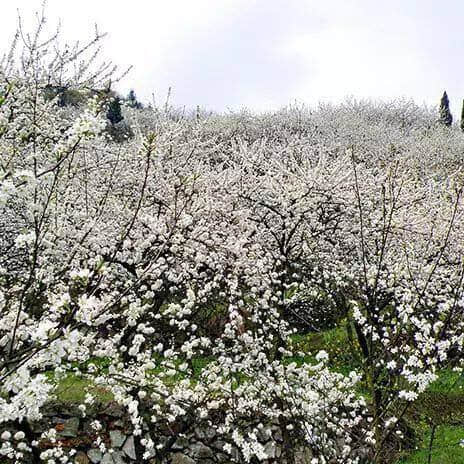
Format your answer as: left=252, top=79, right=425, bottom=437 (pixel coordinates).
left=1, top=402, right=318, bottom=464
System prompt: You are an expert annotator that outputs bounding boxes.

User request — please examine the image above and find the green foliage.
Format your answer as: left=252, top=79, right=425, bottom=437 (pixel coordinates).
left=286, top=288, right=347, bottom=332
left=43, top=85, right=88, bottom=107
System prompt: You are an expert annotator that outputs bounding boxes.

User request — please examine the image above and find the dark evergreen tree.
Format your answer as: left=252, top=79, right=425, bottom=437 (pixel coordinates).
left=461, top=99, right=464, bottom=132
left=439, top=91, right=453, bottom=126
left=127, top=89, right=142, bottom=109
left=107, top=96, right=123, bottom=125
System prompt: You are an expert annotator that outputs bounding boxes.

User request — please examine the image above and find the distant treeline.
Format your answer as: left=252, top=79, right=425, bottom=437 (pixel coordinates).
left=44, top=84, right=143, bottom=124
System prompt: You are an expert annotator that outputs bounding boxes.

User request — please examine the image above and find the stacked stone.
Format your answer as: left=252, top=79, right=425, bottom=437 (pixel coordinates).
left=1, top=402, right=323, bottom=463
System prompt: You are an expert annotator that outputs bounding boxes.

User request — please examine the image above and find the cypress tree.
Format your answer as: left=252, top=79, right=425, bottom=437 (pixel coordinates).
left=439, top=91, right=453, bottom=127
left=107, top=96, right=123, bottom=125
left=461, top=99, right=464, bottom=132
left=127, top=89, right=142, bottom=109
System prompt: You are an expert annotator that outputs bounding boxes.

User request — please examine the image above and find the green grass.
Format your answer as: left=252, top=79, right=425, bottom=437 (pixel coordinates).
left=427, top=368, right=464, bottom=394
left=45, top=327, right=354, bottom=406
left=289, top=324, right=361, bottom=373
left=397, top=425, right=464, bottom=464
left=48, top=356, right=217, bottom=404
left=47, top=327, right=366, bottom=404
left=52, top=374, right=113, bottom=404
left=397, top=369, right=464, bottom=463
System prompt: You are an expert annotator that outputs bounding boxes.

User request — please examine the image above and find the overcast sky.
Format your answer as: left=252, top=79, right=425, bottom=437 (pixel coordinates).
left=2, top=0, right=464, bottom=114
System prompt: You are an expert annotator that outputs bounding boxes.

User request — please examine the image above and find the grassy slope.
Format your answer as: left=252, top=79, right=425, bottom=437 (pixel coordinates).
left=397, top=426, right=464, bottom=464
left=397, top=370, right=464, bottom=463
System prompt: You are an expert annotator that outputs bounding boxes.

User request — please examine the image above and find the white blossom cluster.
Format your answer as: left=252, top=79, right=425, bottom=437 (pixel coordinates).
left=1, top=10, right=464, bottom=464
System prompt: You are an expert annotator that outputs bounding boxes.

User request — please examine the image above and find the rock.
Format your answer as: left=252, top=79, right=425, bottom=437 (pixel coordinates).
left=55, top=417, right=80, bottom=437
left=194, top=426, right=215, bottom=440
left=75, top=451, right=90, bottom=464
left=257, top=426, right=272, bottom=442
left=217, top=441, right=240, bottom=461
left=273, top=427, right=283, bottom=442
left=213, top=454, right=229, bottom=463
left=102, top=403, right=125, bottom=418
left=171, top=453, right=195, bottom=464
left=82, top=420, right=95, bottom=435
left=122, top=436, right=136, bottom=460
left=112, top=451, right=126, bottom=464
left=295, top=447, right=313, bottom=463
left=41, top=403, right=60, bottom=417
left=87, top=449, right=103, bottom=464
left=57, top=403, right=83, bottom=416
left=189, top=443, right=213, bottom=459
left=101, top=453, right=113, bottom=464
left=172, top=436, right=189, bottom=451
left=355, top=446, right=371, bottom=460
left=142, top=433, right=163, bottom=459
left=264, top=442, right=276, bottom=459
left=110, top=430, right=126, bottom=448
left=27, top=418, right=47, bottom=434
left=142, top=445, right=156, bottom=459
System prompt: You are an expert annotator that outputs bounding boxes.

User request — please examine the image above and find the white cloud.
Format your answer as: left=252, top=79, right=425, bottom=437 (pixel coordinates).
left=2, top=0, right=463, bottom=114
